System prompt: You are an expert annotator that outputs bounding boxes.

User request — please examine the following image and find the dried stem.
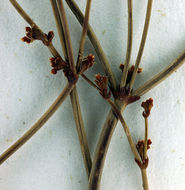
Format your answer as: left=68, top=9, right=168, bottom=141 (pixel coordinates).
left=141, top=169, right=149, bottom=190
left=129, top=0, right=153, bottom=90
left=81, top=74, right=100, bottom=91
left=70, top=87, right=92, bottom=177
left=133, top=50, right=185, bottom=96
left=107, top=99, right=141, bottom=162
left=120, top=0, right=133, bottom=87
left=76, top=0, right=92, bottom=69
left=65, top=0, right=117, bottom=90
left=50, top=0, right=92, bottom=176
left=50, top=0, right=68, bottom=60
left=88, top=106, right=124, bottom=190
left=144, top=118, right=148, bottom=160
left=0, top=82, right=74, bottom=165
left=9, top=0, right=63, bottom=61
left=57, top=0, right=77, bottom=75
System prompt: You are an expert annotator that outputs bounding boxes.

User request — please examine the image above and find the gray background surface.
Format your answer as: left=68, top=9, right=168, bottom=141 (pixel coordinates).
left=1, top=0, right=185, bottom=189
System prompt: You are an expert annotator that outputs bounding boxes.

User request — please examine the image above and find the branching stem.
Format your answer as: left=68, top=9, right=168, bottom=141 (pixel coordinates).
left=65, top=0, right=117, bottom=91
left=9, top=0, right=63, bottom=61
left=51, top=0, right=92, bottom=176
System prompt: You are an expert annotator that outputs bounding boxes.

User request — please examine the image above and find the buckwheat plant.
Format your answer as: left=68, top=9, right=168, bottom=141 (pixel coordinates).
left=1, top=0, right=185, bottom=190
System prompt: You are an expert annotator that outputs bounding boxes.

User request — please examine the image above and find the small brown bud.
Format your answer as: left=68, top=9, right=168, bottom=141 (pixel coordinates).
left=141, top=98, right=153, bottom=118
left=95, top=74, right=111, bottom=99
left=51, top=69, right=57, bottom=74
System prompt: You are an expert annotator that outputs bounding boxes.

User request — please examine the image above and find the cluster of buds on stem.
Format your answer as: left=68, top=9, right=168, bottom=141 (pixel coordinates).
left=78, top=54, right=95, bottom=75
left=120, top=64, right=143, bottom=85
left=50, top=57, right=69, bottom=75
left=21, top=25, right=54, bottom=46
left=95, top=74, right=111, bottom=99
left=135, top=139, right=152, bottom=169
left=113, top=86, right=140, bottom=105
left=141, top=98, right=153, bottom=118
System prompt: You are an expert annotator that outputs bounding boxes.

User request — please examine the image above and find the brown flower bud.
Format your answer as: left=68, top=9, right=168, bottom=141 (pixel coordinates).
left=141, top=98, right=153, bottom=118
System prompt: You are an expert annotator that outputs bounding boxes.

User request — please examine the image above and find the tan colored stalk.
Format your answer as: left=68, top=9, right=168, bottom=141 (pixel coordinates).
left=57, top=0, right=77, bottom=75
left=65, top=0, right=117, bottom=90
left=9, top=0, right=63, bottom=61
left=133, top=50, right=185, bottom=96
left=88, top=105, right=125, bottom=190
left=107, top=99, right=141, bottom=162
left=70, top=87, right=92, bottom=177
left=120, top=0, right=133, bottom=87
left=0, top=82, right=74, bottom=165
left=144, top=118, right=148, bottom=159
left=141, top=169, right=149, bottom=190
left=76, top=0, right=92, bottom=69
left=129, top=0, right=153, bottom=90
left=50, top=0, right=92, bottom=176
left=50, top=0, right=68, bottom=60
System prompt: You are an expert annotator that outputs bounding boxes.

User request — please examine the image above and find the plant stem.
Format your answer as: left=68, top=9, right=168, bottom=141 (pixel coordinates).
left=141, top=169, right=149, bottom=190
left=144, top=118, right=148, bottom=159
left=120, top=0, right=133, bottom=87
left=9, top=0, right=63, bottom=60
left=129, top=0, right=153, bottom=90
left=50, top=0, right=92, bottom=176
left=0, top=82, right=74, bottom=165
left=107, top=99, right=141, bottom=162
left=70, top=87, right=92, bottom=177
left=50, top=0, right=68, bottom=60
left=76, top=0, right=92, bottom=70
left=132, top=50, right=185, bottom=96
left=65, top=0, right=117, bottom=91
left=88, top=101, right=127, bottom=190
left=57, top=0, right=77, bottom=75
left=81, top=74, right=100, bottom=91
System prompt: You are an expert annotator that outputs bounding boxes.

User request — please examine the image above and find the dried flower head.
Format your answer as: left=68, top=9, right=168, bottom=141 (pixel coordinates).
left=141, top=98, right=153, bottom=118
left=95, top=74, right=111, bottom=99
left=120, top=64, right=143, bottom=84
left=78, top=54, right=95, bottom=74
left=113, top=86, right=140, bottom=104
left=21, top=26, right=54, bottom=46
left=135, top=139, right=152, bottom=169
left=50, top=57, right=69, bottom=75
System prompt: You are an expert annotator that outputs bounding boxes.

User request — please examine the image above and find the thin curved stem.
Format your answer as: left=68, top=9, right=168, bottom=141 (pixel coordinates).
left=57, top=0, right=77, bottom=75
left=9, top=0, right=63, bottom=60
left=0, top=82, right=74, bottom=165
left=133, top=50, right=185, bottom=96
left=70, top=87, right=92, bottom=177
left=76, top=0, right=92, bottom=69
left=50, top=0, right=68, bottom=60
left=65, top=0, right=117, bottom=91
left=129, top=0, right=153, bottom=90
left=120, top=0, right=133, bottom=87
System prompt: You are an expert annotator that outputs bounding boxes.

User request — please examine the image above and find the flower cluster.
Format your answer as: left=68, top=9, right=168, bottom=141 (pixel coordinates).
left=78, top=54, right=95, bottom=75
left=141, top=98, right=153, bottom=118
left=120, top=64, right=143, bottom=85
left=95, top=74, right=111, bottom=99
left=135, top=139, right=152, bottom=169
left=50, top=57, right=69, bottom=75
left=21, top=26, right=54, bottom=46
